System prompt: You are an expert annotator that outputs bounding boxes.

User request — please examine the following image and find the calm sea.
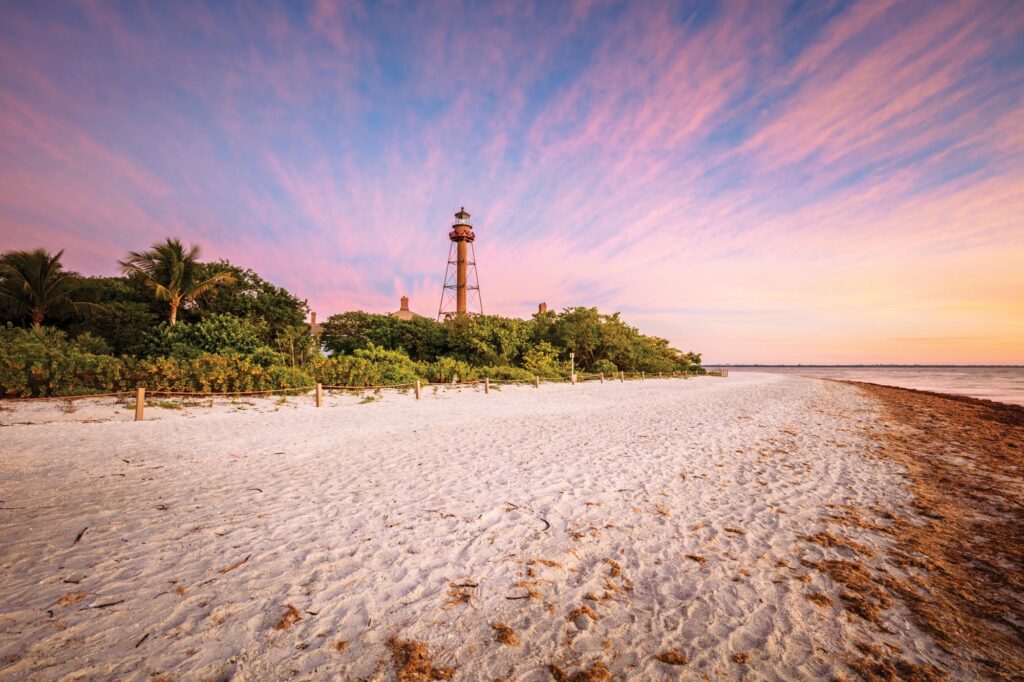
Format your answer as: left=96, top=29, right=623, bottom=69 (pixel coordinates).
left=716, top=366, right=1024, bottom=407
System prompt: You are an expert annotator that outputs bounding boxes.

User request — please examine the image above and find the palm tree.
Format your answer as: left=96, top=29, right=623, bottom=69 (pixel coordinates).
left=0, top=248, right=94, bottom=328
left=120, top=238, right=234, bottom=325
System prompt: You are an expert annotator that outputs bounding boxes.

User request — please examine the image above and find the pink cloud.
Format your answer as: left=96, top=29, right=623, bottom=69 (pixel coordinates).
left=1, top=1, right=1022, bottom=363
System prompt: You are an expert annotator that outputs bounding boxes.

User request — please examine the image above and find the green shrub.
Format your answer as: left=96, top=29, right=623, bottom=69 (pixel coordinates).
left=71, top=332, right=112, bottom=356
left=312, top=345, right=423, bottom=387
left=476, top=365, right=535, bottom=381
left=522, top=341, right=564, bottom=378
left=593, top=358, right=618, bottom=376
left=263, top=364, right=316, bottom=390
left=69, top=300, right=157, bottom=357
left=425, top=356, right=476, bottom=383
left=136, top=353, right=313, bottom=393
left=145, top=314, right=264, bottom=359
left=0, top=326, right=132, bottom=397
left=249, top=345, right=284, bottom=368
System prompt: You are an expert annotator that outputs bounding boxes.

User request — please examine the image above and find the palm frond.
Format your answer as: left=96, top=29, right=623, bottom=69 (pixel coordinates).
left=118, top=238, right=230, bottom=320
left=0, top=287, right=27, bottom=312
left=0, top=248, right=96, bottom=325
left=186, top=271, right=236, bottom=300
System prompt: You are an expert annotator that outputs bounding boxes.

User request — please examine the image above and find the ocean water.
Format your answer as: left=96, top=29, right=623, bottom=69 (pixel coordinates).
left=718, top=366, right=1024, bottom=407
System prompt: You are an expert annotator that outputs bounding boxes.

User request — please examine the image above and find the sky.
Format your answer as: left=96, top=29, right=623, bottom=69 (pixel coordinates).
left=1, top=0, right=1022, bottom=364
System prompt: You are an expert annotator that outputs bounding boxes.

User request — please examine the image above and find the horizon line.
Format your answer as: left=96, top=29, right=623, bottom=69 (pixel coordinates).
left=707, top=364, right=1024, bottom=368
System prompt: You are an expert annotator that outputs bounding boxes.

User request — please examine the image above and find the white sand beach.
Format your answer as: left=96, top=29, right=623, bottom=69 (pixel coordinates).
left=0, top=374, right=955, bottom=680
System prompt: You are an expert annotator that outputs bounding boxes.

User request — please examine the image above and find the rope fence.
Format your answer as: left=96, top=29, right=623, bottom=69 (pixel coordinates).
left=0, top=391, right=135, bottom=402
left=322, top=381, right=418, bottom=390
left=147, top=386, right=317, bottom=398
left=0, top=368, right=728, bottom=420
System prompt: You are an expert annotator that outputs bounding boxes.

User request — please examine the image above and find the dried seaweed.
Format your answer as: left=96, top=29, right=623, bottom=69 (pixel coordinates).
left=491, top=622, right=520, bottom=646
left=273, top=604, right=302, bottom=631
left=547, top=661, right=612, bottom=682
left=387, top=637, right=454, bottom=681
left=850, top=383, right=1024, bottom=678
left=655, top=651, right=689, bottom=665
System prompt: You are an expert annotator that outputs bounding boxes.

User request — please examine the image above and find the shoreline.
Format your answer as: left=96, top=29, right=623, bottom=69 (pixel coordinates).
left=0, top=374, right=1020, bottom=679
left=724, top=367, right=1024, bottom=408
left=839, top=381, right=1023, bottom=679
left=839, top=379, right=1024, bottom=416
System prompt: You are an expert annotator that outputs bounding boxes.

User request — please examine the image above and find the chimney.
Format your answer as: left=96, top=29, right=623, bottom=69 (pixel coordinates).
left=538, top=302, right=547, bottom=314
left=311, top=311, right=317, bottom=325
left=400, top=296, right=409, bottom=311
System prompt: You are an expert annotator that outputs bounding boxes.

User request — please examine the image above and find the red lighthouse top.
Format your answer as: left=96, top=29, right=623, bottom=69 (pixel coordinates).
left=449, top=206, right=475, bottom=242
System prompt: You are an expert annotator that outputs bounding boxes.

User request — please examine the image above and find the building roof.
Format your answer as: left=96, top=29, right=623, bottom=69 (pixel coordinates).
left=391, top=309, right=424, bottom=321
left=390, top=296, right=425, bottom=321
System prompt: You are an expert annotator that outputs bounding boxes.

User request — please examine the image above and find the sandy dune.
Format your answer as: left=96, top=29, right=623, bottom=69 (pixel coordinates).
left=0, top=374, right=953, bottom=680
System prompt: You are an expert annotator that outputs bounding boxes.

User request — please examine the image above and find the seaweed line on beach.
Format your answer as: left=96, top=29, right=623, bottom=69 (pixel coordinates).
left=841, top=382, right=1024, bottom=680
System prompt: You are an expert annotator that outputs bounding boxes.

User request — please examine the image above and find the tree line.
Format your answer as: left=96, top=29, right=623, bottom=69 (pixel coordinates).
left=0, top=240, right=703, bottom=397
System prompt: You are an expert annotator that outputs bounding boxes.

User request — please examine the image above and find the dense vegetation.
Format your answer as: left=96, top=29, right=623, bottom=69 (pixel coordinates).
left=0, top=243, right=703, bottom=397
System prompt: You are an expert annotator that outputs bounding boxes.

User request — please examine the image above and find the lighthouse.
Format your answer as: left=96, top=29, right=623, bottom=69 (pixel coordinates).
left=437, top=207, right=483, bottom=320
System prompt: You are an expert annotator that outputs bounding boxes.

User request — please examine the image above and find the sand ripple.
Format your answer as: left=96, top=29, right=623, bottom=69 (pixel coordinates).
left=0, top=374, right=950, bottom=680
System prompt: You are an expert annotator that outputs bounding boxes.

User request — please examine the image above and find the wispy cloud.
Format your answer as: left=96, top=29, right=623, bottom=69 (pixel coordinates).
left=1, top=0, right=1021, bottom=363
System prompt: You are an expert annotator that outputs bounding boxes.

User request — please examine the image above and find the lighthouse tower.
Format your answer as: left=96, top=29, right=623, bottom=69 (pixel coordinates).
left=437, top=207, right=483, bottom=321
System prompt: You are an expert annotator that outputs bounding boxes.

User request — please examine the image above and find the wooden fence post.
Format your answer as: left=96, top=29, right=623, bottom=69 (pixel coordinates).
left=484, top=377, right=490, bottom=394
left=134, top=387, right=145, bottom=422
left=599, top=372, right=604, bottom=383
left=620, top=371, right=624, bottom=383
left=659, top=372, right=662, bottom=379
left=315, top=383, right=323, bottom=407
left=534, top=375, right=540, bottom=388
left=641, top=371, right=645, bottom=381
left=571, top=373, right=576, bottom=385
left=415, top=380, right=421, bottom=400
